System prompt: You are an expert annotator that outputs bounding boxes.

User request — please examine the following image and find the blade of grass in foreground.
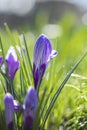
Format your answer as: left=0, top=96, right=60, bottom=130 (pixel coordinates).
left=41, top=51, right=87, bottom=129
left=4, top=23, right=16, bottom=45
left=23, top=34, right=33, bottom=74
left=33, top=87, right=47, bottom=130
left=0, top=37, right=6, bottom=66
left=40, top=87, right=54, bottom=124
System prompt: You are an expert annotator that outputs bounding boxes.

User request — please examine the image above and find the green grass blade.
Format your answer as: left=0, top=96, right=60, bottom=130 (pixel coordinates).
left=33, top=87, right=47, bottom=130
left=41, top=51, right=87, bottom=129
left=0, top=110, right=6, bottom=130
left=20, top=67, right=26, bottom=96
left=0, top=37, right=6, bottom=66
left=4, top=23, right=16, bottom=45
left=23, top=34, right=33, bottom=75
left=40, top=87, right=53, bottom=122
left=0, top=77, right=6, bottom=93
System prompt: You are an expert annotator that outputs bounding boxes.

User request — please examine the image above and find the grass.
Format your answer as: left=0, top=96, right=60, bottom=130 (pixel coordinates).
left=0, top=14, right=87, bottom=130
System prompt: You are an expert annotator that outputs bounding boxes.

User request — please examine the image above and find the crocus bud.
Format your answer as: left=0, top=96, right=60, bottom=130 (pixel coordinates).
left=33, top=34, right=58, bottom=89
left=4, top=93, right=14, bottom=130
left=23, top=87, right=38, bottom=130
left=6, top=46, right=20, bottom=80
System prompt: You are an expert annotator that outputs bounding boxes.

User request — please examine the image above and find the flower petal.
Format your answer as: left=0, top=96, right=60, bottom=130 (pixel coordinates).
left=4, top=93, right=14, bottom=130
left=50, top=50, right=58, bottom=59
left=6, top=46, right=20, bottom=80
left=13, top=100, right=20, bottom=111
left=34, top=34, right=52, bottom=69
left=23, top=87, right=38, bottom=130
left=33, top=34, right=57, bottom=89
left=0, top=56, right=3, bottom=64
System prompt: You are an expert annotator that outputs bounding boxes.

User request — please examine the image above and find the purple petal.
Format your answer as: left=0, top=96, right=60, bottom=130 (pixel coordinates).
left=23, top=87, right=38, bottom=129
left=8, top=122, right=14, bottom=130
left=50, top=50, right=58, bottom=59
left=34, top=34, right=52, bottom=69
left=33, top=64, right=39, bottom=89
left=4, top=93, right=14, bottom=130
left=23, top=116, right=33, bottom=130
left=6, top=46, right=20, bottom=80
left=13, top=100, right=20, bottom=111
left=33, top=63, right=46, bottom=89
left=0, top=56, right=3, bottom=64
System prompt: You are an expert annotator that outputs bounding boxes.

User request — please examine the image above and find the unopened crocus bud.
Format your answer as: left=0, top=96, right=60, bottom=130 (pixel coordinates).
left=33, top=34, right=58, bottom=89
left=6, top=46, right=20, bottom=80
left=4, top=93, right=14, bottom=130
left=23, top=87, right=38, bottom=130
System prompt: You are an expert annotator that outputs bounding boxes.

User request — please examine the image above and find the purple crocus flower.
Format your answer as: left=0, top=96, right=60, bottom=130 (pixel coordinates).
left=23, top=87, right=38, bottom=130
left=6, top=46, right=20, bottom=80
left=4, top=93, right=14, bottom=130
left=33, top=34, right=58, bottom=89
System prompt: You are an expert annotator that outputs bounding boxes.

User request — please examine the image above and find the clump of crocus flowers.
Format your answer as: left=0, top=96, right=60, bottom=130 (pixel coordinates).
left=0, top=34, right=57, bottom=130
